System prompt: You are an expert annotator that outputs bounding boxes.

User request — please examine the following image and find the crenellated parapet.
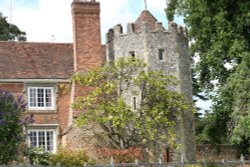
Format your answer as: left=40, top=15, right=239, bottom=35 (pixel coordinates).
left=168, top=21, right=188, bottom=38
left=106, top=21, right=188, bottom=43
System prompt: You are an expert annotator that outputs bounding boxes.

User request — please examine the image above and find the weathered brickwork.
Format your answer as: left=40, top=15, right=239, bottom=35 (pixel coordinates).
left=63, top=0, right=106, bottom=153
left=0, top=82, right=71, bottom=146
left=71, top=0, right=105, bottom=72
left=0, top=83, right=24, bottom=94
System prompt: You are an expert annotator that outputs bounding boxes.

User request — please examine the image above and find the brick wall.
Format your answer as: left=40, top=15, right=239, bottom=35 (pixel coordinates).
left=0, top=82, right=71, bottom=145
left=71, top=0, right=106, bottom=118
left=71, top=0, right=105, bottom=72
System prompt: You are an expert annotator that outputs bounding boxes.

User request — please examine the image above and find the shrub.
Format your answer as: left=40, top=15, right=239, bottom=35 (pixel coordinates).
left=25, top=147, right=51, bottom=165
left=50, top=148, right=95, bottom=166
left=0, top=90, right=33, bottom=164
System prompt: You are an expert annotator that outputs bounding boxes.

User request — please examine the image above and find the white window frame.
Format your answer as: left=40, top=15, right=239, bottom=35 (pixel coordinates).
left=27, top=87, right=55, bottom=110
left=27, top=129, right=57, bottom=153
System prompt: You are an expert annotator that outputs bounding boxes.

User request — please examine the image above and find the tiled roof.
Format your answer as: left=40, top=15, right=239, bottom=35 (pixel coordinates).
left=0, top=42, right=73, bottom=79
left=134, top=10, right=158, bottom=31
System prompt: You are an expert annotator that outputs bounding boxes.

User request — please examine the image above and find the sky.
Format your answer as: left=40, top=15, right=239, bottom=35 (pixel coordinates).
left=0, top=0, right=211, bottom=112
left=0, top=0, right=185, bottom=43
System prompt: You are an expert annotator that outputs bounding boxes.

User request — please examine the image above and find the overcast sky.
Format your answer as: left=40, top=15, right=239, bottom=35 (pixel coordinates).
left=0, top=0, right=186, bottom=43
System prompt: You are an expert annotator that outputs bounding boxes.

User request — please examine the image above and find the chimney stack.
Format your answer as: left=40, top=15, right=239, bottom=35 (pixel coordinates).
left=71, top=0, right=104, bottom=72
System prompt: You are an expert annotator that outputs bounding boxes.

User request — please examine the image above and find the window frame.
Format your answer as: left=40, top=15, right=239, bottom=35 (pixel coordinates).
left=27, top=129, right=57, bottom=153
left=158, top=49, right=165, bottom=61
left=27, top=86, right=55, bottom=110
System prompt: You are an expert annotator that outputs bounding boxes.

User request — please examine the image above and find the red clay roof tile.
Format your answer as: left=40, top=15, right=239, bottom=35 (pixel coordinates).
left=0, top=41, right=73, bottom=79
left=134, top=10, right=158, bottom=31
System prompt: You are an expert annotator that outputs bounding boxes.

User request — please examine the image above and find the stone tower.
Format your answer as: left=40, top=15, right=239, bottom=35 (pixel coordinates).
left=106, top=10, right=196, bottom=161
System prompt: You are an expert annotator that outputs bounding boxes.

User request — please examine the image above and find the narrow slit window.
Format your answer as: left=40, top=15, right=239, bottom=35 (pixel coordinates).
left=129, top=51, right=135, bottom=60
left=133, top=97, right=137, bottom=110
left=159, top=49, right=164, bottom=61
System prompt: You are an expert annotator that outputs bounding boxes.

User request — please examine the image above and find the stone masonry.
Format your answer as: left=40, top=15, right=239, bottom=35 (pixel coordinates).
left=106, top=10, right=195, bottom=161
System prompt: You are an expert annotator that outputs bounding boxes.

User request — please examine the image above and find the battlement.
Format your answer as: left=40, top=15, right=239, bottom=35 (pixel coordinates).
left=168, top=21, right=188, bottom=38
left=106, top=21, right=188, bottom=43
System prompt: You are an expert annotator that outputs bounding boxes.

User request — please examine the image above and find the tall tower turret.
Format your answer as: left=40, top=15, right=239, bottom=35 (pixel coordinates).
left=106, top=10, right=195, bottom=162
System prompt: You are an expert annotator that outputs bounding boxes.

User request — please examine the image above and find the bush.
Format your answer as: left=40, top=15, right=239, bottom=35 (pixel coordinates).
left=25, top=147, right=51, bottom=165
left=50, top=148, right=95, bottom=166
left=0, top=90, right=33, bottom=164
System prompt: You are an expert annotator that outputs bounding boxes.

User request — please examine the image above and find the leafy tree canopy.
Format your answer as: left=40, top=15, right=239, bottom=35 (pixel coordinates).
left=72, top=58, right=190, bottom=152
left=166, top=0, right=250, bottom=155
left=0, top=12, right=26, bottom=41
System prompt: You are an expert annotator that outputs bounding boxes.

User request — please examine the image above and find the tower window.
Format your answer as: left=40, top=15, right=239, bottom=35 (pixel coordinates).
left=129, top=51, right=135, bottom=60
left=158, top=49, right=164, bottom=61
left=133, top=97, right=137, bottom=110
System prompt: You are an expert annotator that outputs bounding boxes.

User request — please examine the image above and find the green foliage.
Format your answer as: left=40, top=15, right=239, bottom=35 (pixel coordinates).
left=49, top=148, right=94, bottom=166
left=165, top=0, right=177, bottom=21
left=166, top=0, right=250, bottom=154
left=72, top=57, right=190, bottom=151
left=0, top=91, right=33, bottom=164
left=25, top=147, right=51, bottom=165
left=0, top=12, right=26, bottom=41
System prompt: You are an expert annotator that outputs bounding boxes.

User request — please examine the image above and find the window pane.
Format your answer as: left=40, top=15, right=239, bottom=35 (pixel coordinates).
left=37, top=89, right=44, bottom=107
left=29, top=88, right=37, bottom=107
left=38, top=131, right=45, bottom=149
left=45, top=89, right=52, bottom=107
left=46, top=131, right=54, bottom=151
left=29, top=131, right=37, bottom=148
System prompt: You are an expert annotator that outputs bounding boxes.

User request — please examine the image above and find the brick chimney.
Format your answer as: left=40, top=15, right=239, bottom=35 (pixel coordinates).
left=71, top=0, right=104, bottom=72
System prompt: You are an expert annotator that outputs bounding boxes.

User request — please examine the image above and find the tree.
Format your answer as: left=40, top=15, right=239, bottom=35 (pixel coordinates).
left=166, top=0, right=250, bottom=155
left=72, top=58, right=190, bottom=155
left=0, top=91, right=33, bottom=164
left=0, top=12, right=26, bottom=41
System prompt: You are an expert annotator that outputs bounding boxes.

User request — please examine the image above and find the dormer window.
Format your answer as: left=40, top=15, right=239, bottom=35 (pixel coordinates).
left=28, top=87, right=55, bottom=110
